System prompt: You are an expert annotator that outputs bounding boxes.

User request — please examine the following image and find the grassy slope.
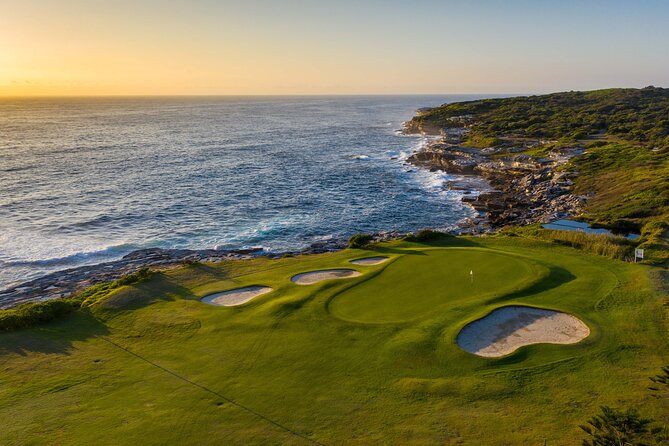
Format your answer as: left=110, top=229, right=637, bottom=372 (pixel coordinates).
left=1, top=237, right=667, bottom=445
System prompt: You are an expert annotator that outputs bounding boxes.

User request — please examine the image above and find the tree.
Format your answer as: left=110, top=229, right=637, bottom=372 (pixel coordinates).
left=649, top=365, right=669, bottom=395
left=348, top=234, right=372, bottom=249
left=580, top=406, right=664, bottom=446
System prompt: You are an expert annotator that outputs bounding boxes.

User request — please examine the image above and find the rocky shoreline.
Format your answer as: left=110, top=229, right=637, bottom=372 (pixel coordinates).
left=406, top=127, right=587, bottom=234
left=0, top=232, right=408, bottom=309
left=1, top=117, right=588, bottom=310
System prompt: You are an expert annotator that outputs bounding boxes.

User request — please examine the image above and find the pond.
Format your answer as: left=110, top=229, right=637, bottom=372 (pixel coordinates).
left=542, top=219, right=640, bottom=240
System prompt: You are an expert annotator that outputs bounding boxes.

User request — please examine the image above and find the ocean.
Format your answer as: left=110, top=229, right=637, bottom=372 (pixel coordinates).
left=0, top=95, right=485, bottom=290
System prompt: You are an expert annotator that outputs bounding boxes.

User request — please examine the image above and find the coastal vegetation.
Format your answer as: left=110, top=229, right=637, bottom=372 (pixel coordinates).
left=409, top=87, right=669, bottom=147
left=0, top=268, right=151, bottom=332
left=403, top=229, right=450, bottom=242
left=347, top=233, right=373, bottom=249
left=580, top=406, right=667, bottom=445
left=407, top=88, right=669, bottom=264
left=0, top=236, right=666, bottom=444
left=500, top=225, right=634, bottom=260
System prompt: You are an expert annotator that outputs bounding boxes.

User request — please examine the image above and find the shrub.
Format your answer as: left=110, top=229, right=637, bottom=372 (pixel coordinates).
left=580, top=366, right=669, bottom=445
left=638, top=218, right=669, bottom=264
left=78, top=267, right=152, bottom=307
left=498, top=225, right=634, bottom=260
left=464, top=135, right=501, bottom=148
left=404, top=229, right=452, bottom=243
left=0, top=268, right=153, bottom=332
left=348, top=234, right=373, bottom=249
left=649, top=365, right=669, bottom=394
left=541, top=230, right=633, bottom=260
left=0, top=299, right=78, bottom=332
left=580, top=406, right=665, bottom=446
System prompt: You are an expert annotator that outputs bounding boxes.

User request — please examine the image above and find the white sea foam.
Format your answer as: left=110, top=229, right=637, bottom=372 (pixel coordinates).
left=0, top=228, right=132, bottom=266
left=398, top=136, right=454, bottom=197
left=209, top=214, right=313, bottom=252
left=0, top=228, right=135, bottom=290
left=1, top=96, right=487, bottom=289
left=390, top=135, right=480, bottom=229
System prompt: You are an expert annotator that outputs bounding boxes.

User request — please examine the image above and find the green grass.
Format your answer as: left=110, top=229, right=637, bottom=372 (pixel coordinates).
left=572, top=142, right=669, bottom=225
left=330, top=248, right=543, bottom=323
left=0, top=236, right=667, bottom=445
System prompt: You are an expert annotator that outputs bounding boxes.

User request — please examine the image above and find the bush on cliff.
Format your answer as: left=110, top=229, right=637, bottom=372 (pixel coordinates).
left=0, top=299, right=78, bottom=332
left=0, top=268, right=152, bottom=332
left=404, top=229, right=452, bottom=243
left=463, top=134, right=501, bottom=148
left=348, top=234, right=373, bottom=249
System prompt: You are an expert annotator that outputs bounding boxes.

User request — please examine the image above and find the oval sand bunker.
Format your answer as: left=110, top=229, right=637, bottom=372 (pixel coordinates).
left=201, top=286, right=273, bottom=306
left=291, top=269, right=361, bottom=285
left=350, top=256, right=389, bottom=265
left=457, top=306, right=590, bottom=357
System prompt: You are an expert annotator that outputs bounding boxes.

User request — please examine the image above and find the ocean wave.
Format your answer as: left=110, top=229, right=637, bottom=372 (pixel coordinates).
left=208, top=215, right=314, bottom=250
left=0, top=96, right=482, bottom=289
left=395, top=136, right=452, bottom=196
left=0, top=243, right=136, bottom=267
left=0, top=228, right=135, bottom=267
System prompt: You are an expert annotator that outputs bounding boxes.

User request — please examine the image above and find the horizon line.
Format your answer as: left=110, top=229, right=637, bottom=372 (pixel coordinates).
left=0, top=86, right=661, bottom=99
left=0, top=92, right=527, bottom=99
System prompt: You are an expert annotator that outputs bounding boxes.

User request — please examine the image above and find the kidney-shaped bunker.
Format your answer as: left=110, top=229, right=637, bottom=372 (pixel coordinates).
left=457, top=305, right=590, bottom=357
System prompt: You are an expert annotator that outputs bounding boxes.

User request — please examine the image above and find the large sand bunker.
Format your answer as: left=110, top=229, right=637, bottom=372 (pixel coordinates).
left=201, top=286, right=273, bottom=306
left=350, top=256, right=389, bottom=265
left=457, top=306, right=590, bottom=357
left=291, top=269, right=361, bottom=285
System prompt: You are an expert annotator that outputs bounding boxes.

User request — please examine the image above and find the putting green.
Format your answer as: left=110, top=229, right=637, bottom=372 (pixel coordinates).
left=329, top=248, right=544, bottom=323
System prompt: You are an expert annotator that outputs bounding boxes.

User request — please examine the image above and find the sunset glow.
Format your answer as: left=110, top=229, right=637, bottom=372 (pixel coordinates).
left=2, top=0, right=669, bottom=95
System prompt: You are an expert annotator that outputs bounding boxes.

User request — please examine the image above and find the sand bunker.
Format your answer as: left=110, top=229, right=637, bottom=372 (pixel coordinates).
left=349, top=256, right=389, bottom=266
left=291, top=269, right=361, bottom=285
left=457, top=305, right=590, bottom=357
left=201, top=286, right=273, bottom=306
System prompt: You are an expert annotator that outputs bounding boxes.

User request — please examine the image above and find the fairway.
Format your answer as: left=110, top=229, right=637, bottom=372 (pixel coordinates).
left=0, top=237, right=667, bottom=445
left=329, top=248, right=543, bottom=323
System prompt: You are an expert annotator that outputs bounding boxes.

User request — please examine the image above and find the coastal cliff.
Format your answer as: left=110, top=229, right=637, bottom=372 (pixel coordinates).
left=406, top=129, right=586, bottom=232
left=403, top=88, right=669, bottom=242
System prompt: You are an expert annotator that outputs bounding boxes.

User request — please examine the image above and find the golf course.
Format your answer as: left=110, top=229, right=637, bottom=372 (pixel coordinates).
left=1, top=235, right=667, bottom=445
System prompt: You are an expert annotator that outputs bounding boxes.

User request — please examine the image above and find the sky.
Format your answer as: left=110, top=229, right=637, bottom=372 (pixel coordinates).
left=1, top=0, right=669, bottom=96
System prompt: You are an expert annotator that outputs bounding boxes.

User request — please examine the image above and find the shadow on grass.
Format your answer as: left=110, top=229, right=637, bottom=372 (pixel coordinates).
left=421, top=237, right=482, bottom=248
left=272, top=296, right=311, bottom=317
left=371, top=246, right=427, bottom=256
left=487, top=348, right=531, bottom=366
left=183, top=262, right=231, bottom=281
left=485, top=265, right=576, bottom=305
left=0, top=309, right=109, bottom=355
left=372, top=237, right=482, bottom=256
left=99, top=272, right=197, bottom=310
